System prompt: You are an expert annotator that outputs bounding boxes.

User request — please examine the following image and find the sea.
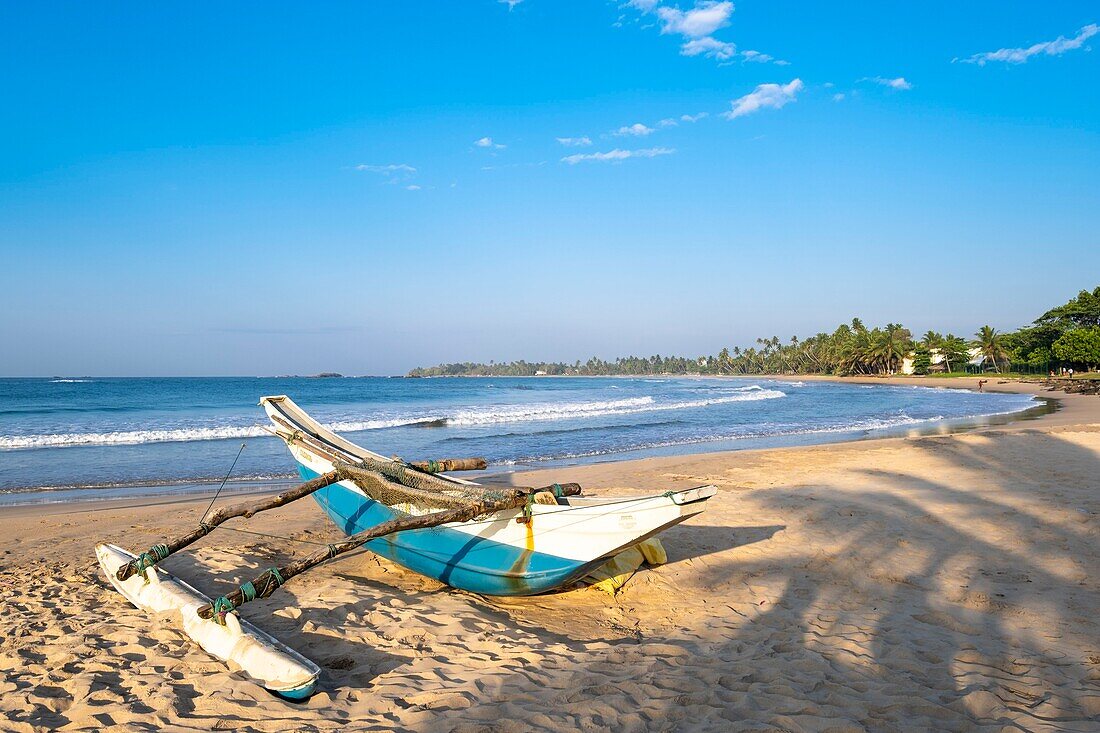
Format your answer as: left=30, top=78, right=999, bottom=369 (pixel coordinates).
left=0, top=376, right=1043, bottom=505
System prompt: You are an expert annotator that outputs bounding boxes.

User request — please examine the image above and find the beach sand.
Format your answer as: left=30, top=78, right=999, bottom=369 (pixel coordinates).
left=2, top=378, right=1098, bottom=731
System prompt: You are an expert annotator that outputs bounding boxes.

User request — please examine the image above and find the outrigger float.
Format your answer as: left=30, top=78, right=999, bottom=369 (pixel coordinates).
left=97, top=395, right=716, bottom=698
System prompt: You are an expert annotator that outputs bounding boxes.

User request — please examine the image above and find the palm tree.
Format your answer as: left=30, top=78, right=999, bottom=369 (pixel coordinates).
left=717, top=347, right=732, bottom=375
left=886, top=323, right=913, bottom=374
left=838, top=329, right=874, bottom=374
left=974, top=325, right=1007, bottom=372
left=940, top=334, right=969, bottom=373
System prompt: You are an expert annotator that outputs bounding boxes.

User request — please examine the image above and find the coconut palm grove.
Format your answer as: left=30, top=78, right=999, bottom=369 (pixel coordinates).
left=409, top=286, right=1100, bottom=377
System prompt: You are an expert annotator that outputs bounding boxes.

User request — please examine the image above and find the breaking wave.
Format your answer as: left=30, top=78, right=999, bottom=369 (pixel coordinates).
left=498, top=413, right=947, bottom=465
left=0, top=390, right=786, bottom=450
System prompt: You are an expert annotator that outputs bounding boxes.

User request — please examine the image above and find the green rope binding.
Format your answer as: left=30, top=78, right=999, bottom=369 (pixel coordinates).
left=426, top=460, right=440, bottom=473
left=551, top=483, right=563, bottom=498
left=211, top=596, right=236, bottom=625
left=136, top=543, right=171, bottom=581
left=522, top=492, right=536, bottom=524
left=256, top=567, right=285, bottom=599
left=211, top=568, right=285, bottom=625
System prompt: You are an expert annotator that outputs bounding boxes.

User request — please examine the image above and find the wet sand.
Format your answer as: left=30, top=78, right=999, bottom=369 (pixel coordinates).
left=1, top=378, right=1098, bottom=731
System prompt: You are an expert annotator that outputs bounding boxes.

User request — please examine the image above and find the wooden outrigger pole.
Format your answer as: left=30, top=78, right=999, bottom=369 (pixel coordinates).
left=411, top=457, right=487, bottom=473
left=195, top=482, right=578, bottom=623
left=116, top=453, right=579, bottom=619
left=116, top=469, right=347, bottom=581
left=115, top=455, right=505, bottom=582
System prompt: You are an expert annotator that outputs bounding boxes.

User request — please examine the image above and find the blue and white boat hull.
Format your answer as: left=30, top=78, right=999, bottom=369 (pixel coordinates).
left=264, top=395, right=717, bottom=596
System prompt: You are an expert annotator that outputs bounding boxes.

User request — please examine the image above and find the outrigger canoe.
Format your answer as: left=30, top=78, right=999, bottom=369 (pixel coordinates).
left=97, top=395, right=716, bottom=698
left=261, top=395, right=717, bottom=596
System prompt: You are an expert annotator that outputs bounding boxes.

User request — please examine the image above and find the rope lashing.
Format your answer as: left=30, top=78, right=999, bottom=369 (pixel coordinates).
left=135, top=543, right=171, bottom=580
left=261, top=567, right=285, bottom=595
left=426, top=460, right=440, bottom=474
left=521, top=492, right=536, bottom=525
left=210, top=567, right=286, bottom=625
left=211, top=596, right=236, bottom=625
left=551, top=483, right=564, bottom=498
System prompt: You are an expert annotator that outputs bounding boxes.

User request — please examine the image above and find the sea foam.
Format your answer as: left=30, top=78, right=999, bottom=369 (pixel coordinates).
left=0, top=390, right=786, bottom=450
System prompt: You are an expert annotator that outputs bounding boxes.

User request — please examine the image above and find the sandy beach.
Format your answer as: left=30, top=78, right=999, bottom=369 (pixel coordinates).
left=2, top=377, right=1098, bottom=732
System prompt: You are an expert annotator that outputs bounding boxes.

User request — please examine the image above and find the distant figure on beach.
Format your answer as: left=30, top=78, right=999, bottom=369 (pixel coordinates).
left=977, top=379, right=988, bottom=392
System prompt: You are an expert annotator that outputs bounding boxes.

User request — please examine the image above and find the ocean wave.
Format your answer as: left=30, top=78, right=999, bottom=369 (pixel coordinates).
left=0, top=415, right=439, bottom=450
left=0, top=473, right=297, bottom=495
left=436, top=419, right=685, bottom=443
left=0, top=391, right=786, bottom=450
left=0, top=424, right=275, bottom=449
left=49, top=379, right=94, bottom=383
left=445, top=391, right=784, bottom=426
left=496, top=413, right=947, bottom=465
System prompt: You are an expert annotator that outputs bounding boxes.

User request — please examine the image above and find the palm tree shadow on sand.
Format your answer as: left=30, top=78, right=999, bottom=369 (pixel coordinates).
left=372, top=429, right=1100, bottom=732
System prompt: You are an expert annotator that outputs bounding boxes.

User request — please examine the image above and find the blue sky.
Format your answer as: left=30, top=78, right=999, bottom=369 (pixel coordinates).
left=1, top=2, right=1097, bottom=376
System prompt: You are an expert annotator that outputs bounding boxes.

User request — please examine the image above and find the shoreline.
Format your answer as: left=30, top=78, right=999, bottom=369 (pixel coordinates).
left=3, top=377, right=1091, bottom=514
left=1, top=376, right=1084, bottom=507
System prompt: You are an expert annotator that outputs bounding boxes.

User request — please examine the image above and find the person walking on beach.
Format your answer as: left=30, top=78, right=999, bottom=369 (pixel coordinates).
left=977, top=379, right=987, bottom=392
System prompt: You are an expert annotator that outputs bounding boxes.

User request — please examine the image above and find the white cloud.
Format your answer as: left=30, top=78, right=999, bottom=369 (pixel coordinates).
left=355, top=163, right=416, bottom=175
left=724, top=78, right=804, bottom=119
left=657, top=1, right=733, bottom=38
left=556, top=136, right=593, bottom=147
left=561, top=147, right=675, bottom=164
left=474, top=136, right=506, bottom=149
left=658, top=118, right=678, bottom=128
left=681, top=36, right=735, bottom=60
left=739, top=49, right=790, bottom=65
left=406, top=184, right=421, bottom=191
left=615, top=123, right=656, bottom=136
left=741, top=50, right=772, bottom=63
left=680, top=112, right=708, bottom=122
left=833, top=93, right=846, bottom=102
left=354, top=163, right=417, bottom=183
left=860, top=76, right=912, bottom=90
left=958, top=23, right=1098, bottom=65
left=629, top=0, right=784, bottom=68
left=499, top=0, right=523, bottom=9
